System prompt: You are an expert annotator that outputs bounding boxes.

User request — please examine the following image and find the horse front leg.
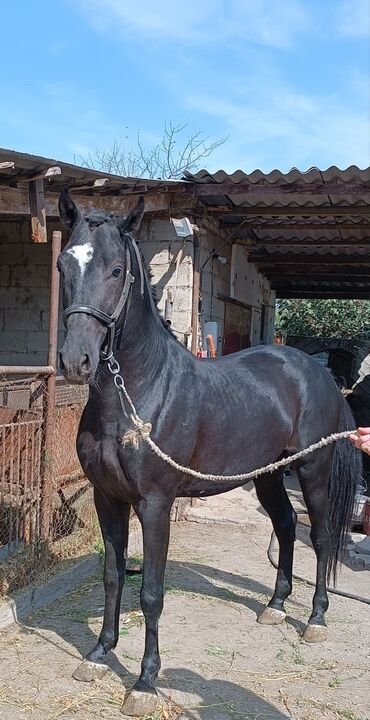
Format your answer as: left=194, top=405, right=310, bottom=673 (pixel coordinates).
left=121, top=493, right=172, bottom=717
left=73, top=488, right=130, bottom=682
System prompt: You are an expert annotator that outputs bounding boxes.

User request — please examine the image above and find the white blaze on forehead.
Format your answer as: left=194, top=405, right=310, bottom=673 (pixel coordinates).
left=66, top=242, right=94, bottom=276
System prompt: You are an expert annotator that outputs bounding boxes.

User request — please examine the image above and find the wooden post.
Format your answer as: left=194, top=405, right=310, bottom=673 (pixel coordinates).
left=29, top=179, right=47, bottom=243
left=40, top=230, right=61, bottom=542
left=191, top=231, right=200, bottom=355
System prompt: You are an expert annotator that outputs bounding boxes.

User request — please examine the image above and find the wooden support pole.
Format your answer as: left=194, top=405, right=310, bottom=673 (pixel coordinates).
left=40, top=230, right=62, bottom=542
left=29, top=179, right=47, bottom=243
left=191, top=231, right=200, bottom=355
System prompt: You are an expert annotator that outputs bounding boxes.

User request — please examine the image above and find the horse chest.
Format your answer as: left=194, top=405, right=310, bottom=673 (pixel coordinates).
left=77, top=428, right=140, bottom=503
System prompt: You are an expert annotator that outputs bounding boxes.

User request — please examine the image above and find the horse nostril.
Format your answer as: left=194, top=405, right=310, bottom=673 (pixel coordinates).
left=81, top=354, right=90, bottom=373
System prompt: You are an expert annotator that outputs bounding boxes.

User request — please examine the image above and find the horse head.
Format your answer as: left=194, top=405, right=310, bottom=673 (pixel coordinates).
left=58, top=190, right=145, bottom=384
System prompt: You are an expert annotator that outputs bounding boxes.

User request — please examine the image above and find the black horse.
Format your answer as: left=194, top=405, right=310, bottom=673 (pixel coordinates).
left=58, top=192, right=361, bottom=717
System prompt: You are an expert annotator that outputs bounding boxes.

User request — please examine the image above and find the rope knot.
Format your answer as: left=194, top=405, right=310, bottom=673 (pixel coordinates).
left=120, top=417, right=152, bottom=449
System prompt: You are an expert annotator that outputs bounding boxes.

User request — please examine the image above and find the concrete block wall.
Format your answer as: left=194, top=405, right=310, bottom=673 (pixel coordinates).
left=231, top=243, right=276, bottom=345
left=198, top=217, right=232, bottom=351
left=139, top=218, right=194, bottom=347
left=0, top=220, right=65, bottom=366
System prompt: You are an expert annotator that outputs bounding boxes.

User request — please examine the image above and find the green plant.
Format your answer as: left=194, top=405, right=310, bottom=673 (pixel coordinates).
left=329, top=676, right=343, bottom=688
left=275, top=299, right=370, bottom=339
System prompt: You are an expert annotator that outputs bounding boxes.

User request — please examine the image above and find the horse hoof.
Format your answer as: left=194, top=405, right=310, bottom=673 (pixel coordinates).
left=73, top=660, right=110, bottom=682
left=303, top=624, right=328, bottom=643
left=121, top=688, right=159, bottom=717
left=258, top=607, right=286, bottom=625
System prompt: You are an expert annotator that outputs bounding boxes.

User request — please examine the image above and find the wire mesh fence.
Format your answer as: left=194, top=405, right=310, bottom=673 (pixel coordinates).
left=0, top=371, right=97, bottom=595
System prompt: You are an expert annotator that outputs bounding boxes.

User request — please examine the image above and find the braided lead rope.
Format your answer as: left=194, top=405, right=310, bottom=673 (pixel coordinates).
left=108, top=358, right=355, bottom=484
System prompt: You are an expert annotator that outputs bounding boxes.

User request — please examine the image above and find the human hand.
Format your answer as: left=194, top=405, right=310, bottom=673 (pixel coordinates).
left=349, top=427, right=370, bottom=455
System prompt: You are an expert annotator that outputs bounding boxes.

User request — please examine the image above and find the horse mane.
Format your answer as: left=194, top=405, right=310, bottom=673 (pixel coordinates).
left=83, top=209, right=174, bottom=336
left=134, top=240, right=175, bottom=337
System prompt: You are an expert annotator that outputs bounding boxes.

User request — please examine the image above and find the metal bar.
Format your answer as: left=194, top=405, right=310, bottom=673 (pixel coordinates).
left=0, top=365, right=54, bottom=375
left=191, top=231, right=200, bottom=355
left=40, top=230, right=62, bottom=542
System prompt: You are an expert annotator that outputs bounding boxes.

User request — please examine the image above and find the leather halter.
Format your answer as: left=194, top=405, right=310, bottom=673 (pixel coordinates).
left=63, top=234, right=143, bottom=361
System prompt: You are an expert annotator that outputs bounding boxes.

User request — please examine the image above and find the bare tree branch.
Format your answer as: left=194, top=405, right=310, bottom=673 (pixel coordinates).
left=76, top=123, right=228, bottom=179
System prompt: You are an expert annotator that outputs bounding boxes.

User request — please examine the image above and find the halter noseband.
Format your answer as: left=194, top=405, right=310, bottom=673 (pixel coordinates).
left=63, top=234, right=144, bottom=361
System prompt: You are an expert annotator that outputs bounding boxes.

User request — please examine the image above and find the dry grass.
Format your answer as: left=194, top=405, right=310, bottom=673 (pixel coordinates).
left=0, top=513, right=101, bottom=598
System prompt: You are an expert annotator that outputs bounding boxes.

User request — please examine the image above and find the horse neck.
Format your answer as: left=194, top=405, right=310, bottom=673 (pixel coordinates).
left=117, top=277, right=170, bottom=389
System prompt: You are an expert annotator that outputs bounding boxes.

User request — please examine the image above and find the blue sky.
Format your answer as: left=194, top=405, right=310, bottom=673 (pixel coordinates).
left=1, top=0, right=369, bottom=173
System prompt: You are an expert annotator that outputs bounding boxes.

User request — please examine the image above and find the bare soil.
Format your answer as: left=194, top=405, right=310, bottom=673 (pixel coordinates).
left=0, top=520, right=368, bottom=720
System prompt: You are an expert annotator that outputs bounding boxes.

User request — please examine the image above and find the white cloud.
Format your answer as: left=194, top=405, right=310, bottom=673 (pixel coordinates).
left=76, top=0, right=309, bottom=49
left=336, top=0, right=370, bottom=38
left=183, top=79, right=370, bottom=171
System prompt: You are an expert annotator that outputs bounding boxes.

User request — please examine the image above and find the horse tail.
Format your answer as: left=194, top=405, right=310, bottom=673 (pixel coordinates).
left=328, top=395, right=362, bottom=582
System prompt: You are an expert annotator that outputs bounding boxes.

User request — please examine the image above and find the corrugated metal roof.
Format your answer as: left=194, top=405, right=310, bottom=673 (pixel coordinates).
left=0, top=148, right=369, bottom=298
left=184, top=166, right=370, bottom=298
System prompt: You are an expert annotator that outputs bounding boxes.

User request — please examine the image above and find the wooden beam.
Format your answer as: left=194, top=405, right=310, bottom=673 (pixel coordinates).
left=241, top=240, right=370, bottom=249
left=0, top=184, right=193, bottom=217
left=275, top=289, right=370, bottom=299
left=193, top=182, right=370, bottom=197
left=249, top=254, right=370, bottom=265
left=209, top=205, right=370, bottom=216
left=263, top=268, right=370, bottom=284
left=0, top=166, right=62, bottom=186
left=0, top=161, right=15, bottom=172
left=230, top=223, right=370, bottom=234
left=29, top=180, right=47, bottom=243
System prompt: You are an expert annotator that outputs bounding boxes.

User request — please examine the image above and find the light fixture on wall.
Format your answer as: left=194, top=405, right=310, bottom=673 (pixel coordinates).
left=170, top=217, right=194, bottom=237
left=215, top=254, right=227, bottom=265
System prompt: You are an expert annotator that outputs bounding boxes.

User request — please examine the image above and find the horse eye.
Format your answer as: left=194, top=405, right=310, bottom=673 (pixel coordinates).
left=111, top=267, right=122, bottom=278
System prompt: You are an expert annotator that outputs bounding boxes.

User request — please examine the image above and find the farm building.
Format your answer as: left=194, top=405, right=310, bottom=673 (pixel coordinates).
left=0, top=148, right=369, bottom=568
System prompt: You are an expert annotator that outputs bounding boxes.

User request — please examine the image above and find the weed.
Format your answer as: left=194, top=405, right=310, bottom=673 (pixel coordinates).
left=276, top=649, right=285, bottom=661
left=329, top=676, right=343, bottom=688
left=291, top=645, right=305, bottom=665
left=206, top=644, right=228, bottom=657
left=337, top=709, right=366, bottom=720
left=63, top=608, right=91, bottom=623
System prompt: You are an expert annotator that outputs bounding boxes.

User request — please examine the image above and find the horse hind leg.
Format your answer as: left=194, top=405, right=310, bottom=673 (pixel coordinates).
left=254, top=470, right=297, bottom=626
left=295, top=453, right=331, bottom=643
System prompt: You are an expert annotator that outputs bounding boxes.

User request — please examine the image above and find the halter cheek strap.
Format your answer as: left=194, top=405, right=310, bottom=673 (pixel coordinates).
left=62, top=235, right=143, bottom=361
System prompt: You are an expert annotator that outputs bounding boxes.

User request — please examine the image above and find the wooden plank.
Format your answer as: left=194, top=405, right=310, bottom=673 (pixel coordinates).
left=249, top=254, right=370, bottom=265
left=0, top=161, right=15, bottom=172
left=0, top=166, right=62, bottom=187
left=266, top=272, right=370, bottom=280
left=208, top=205, right=370, bottom=216
left=275, top=289, right=370, bottom=299
left=193, top=182, right=370, bottom=197
left=29, top=180, right=47, bottom=243
left=231, top=223, right=370, bottom=234
left=242, top=240, right=370, bottom=248
left=0, top=184, right=190, bottom=217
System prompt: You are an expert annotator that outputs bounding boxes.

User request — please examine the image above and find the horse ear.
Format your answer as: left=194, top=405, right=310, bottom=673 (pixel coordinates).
left=59, top=189, right=81, bottom=229
left=119, top=196, right=145, bottom=235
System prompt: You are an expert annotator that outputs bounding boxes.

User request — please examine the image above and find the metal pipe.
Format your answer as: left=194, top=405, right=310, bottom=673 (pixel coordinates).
left=40, top=230, right=61, bottom=542
left=0, top=365, right=54, bottom=375
left=191, top=231, right=200, bottom=355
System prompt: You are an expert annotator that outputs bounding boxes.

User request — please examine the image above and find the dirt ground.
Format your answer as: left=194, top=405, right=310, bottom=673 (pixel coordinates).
left=0, top=518, right=368, bottom=720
